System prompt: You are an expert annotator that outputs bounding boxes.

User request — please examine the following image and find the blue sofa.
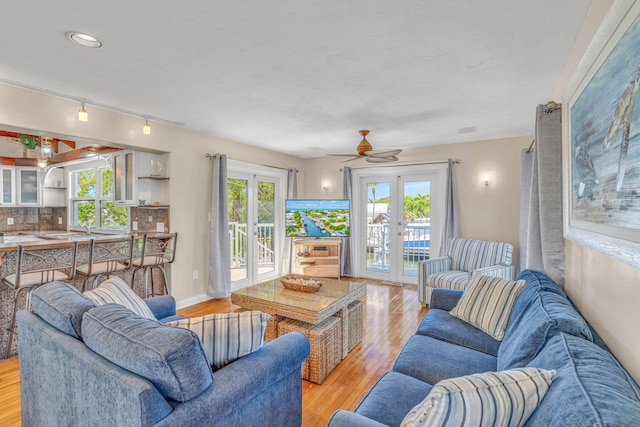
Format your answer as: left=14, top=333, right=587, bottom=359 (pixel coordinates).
left=17, top=281, right=310, bottom=426
left=329, top=269, right=640, bottom=426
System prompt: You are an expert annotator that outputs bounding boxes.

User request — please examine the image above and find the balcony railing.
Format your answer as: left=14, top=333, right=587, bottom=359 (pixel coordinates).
left=228, top=222, right=275, bottom=268
left=367, top=223, right=430, bottom=276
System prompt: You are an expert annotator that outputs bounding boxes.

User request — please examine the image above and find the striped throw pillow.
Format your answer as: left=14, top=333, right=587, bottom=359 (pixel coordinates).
left=401, top=368, right=556, bottom=427
left=167, top=311, right=271, bottom=370
left=83, top=277, right=156, bottom=320
left=449, top=275, right=524, bottom=340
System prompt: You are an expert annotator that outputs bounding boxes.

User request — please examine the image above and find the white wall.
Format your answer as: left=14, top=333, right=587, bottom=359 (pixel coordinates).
left=0, top=84, right=305, bottom=304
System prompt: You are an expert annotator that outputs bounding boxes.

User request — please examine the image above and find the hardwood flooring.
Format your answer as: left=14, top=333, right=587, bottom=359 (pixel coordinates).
left=0, top=278, right=427, bottom=427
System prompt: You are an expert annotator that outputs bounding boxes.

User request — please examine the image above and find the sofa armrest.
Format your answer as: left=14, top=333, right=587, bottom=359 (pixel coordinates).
left=471, top=264, right=514, bottom=280
left=144, top=295, right=176, bottom=320
left=420, top=256, right=452, bottom=276
left=430, top=288, right=464, bottom=310
left=155, top=331, right=311, bottom=427
left=328, top=410, right=389, bottom=427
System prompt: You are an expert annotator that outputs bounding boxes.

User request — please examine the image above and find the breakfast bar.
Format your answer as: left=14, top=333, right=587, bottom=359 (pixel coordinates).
left=0, top=231, right=174, bottom=359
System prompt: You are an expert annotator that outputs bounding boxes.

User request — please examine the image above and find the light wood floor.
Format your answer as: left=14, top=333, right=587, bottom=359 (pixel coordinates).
left=0, top=278, right=427, bottom=427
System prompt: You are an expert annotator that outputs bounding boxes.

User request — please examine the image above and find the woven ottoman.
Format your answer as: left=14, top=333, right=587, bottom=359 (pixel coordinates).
left=277, top=316, right=342, bottom=384
left=335, top=300, right=364, bottom=354
left=264, top=314, right=284, bottom=342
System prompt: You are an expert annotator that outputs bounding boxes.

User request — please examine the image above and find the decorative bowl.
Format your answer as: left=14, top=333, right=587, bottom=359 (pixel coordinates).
left=280, top=276, right=322, bottom=293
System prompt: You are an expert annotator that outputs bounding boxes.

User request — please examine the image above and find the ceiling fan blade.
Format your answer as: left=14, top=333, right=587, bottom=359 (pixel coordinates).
left=327, top=153, right=364, bottom=157
left=366, top=156, right=399, bottom=163
left=365, top=149, right=402, bottom=158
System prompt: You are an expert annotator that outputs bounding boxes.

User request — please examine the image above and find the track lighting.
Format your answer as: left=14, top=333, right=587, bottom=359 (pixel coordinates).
left=78, top=103, right=88, bottom=122
left=143, top=119, right=151, bottom=135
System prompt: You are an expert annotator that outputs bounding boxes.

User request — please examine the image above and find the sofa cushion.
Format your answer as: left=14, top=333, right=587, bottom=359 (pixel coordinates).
left=354, top=371, right=433, bottom=427
left=447, top=238, right=513, bottom=272
left=450, top=275, right=524, bottom=340
left=393, top=335, right=497, bottom=385
left=426, top=270, right=470, bottom=291
left=498, top=284, right=593, bottom=371
left=166, top=310, right=270, bottom=370
left=82, top=304, right=213, bottom=402
left=525, top=333, right=640, bottom=426
left=84, top=277, right=155, bottom=320
left=416, top=308, right=500, bottom=356
left=516, top=269, right=567, bottom=297
left=31, top=281, right=95, bottom=338
left=401, top=368, right=555, bottom=427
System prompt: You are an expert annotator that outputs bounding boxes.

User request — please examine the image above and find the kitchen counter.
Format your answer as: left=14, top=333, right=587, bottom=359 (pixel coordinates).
left=0, top=231, right=171, bottom=251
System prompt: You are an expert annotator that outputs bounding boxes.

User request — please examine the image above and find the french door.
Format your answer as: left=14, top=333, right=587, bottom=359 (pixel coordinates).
left=355, top=164, right=446, bottom=284
left=227, top=161, right=286, bottom=290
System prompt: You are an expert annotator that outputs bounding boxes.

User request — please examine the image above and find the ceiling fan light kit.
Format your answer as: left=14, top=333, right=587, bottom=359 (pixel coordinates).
left=329, top=130, right=402, bottom=163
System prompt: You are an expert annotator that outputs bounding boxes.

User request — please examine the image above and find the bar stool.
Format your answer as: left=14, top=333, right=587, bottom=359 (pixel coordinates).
left=131, top=233, right=177, bottom=298
left=2, top=242, right=78, bottom=358
left=75, top=236, right=135, bottom=291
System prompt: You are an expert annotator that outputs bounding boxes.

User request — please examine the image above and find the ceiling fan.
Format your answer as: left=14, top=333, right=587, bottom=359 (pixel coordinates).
left=329, top=130, right=402, bottom=163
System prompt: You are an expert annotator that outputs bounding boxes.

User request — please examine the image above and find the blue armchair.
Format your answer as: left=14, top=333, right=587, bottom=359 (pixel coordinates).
left=418, top=238, right=514, bottom=306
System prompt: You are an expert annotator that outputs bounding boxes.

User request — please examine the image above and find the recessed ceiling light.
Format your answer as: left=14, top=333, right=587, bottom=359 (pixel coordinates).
left=66, top=32, right=102, bottom=48
left=457, top=127, right=477, bottom=134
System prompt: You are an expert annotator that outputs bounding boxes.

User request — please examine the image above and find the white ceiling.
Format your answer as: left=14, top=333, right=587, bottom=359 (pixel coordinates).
left=0, top=1, right=592, bottom=158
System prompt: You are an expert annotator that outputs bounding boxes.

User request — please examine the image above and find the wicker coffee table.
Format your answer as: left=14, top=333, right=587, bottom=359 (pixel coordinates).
left=231, top=275, right=366, bottom=359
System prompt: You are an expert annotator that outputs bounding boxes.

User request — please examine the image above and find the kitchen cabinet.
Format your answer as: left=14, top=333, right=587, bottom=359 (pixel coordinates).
left=294, top=239, right=341, bottom=278
left=16, top=167, right=40, bottom=206
left=111, top=150, right=137, bottom=206
left=0, top=167, right=16, bottom=206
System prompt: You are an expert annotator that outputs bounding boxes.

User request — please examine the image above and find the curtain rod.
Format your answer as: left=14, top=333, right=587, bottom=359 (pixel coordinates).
left=204, top=153, right=298, bottom=172
left=339, top=158, right=460, bottom=172
left=526, top=139, right=535, bottom=154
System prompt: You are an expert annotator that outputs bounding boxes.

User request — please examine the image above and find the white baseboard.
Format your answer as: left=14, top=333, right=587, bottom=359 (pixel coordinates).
left=176, top=293, right=213, bottom=310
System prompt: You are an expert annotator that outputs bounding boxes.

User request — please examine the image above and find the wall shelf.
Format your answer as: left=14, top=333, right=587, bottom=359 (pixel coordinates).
left=138, top=176, right=169, bottom=181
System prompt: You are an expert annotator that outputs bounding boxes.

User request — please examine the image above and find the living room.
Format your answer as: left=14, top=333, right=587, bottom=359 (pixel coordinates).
left=1, top=1, right=640, bottom=426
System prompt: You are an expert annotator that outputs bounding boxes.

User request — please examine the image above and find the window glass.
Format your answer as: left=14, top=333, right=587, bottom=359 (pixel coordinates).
left=70, top=166, right=128, bottom=230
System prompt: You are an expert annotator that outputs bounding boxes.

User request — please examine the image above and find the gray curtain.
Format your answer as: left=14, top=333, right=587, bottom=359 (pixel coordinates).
left=519, top=148, right=534, bottom=272
left=282, top=168, right=298, bottom=274
left=521, top=104, right=564, bottom=285
left=208, top=154, right=231, bottom=298
left=341, top=166, right=354, bottom=276
left=439, top=159, right=460, bottom=257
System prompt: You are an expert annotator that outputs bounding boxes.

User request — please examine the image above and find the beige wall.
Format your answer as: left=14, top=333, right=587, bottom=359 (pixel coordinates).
left=303, top=136, right=532, bottom=265
left=565, top=240, right=640, bottom=382
left=0, top=84, right=305, bottom=304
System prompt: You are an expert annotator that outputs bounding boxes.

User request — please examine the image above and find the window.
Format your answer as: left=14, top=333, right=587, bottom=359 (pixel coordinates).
left=70, top=166, right=129, bottom=230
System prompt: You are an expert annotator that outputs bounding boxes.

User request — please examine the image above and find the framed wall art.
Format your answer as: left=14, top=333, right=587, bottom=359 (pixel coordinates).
left=564, top=1, right=640, bottom=268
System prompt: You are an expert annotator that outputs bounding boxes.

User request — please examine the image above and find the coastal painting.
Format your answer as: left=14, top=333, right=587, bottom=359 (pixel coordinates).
left=570, top=11, right=640, bottom=234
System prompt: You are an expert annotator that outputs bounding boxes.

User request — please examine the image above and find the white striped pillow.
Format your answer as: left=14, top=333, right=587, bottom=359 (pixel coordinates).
left=167, top=311, right=271, bottom=370
left=449, top=275, right=524, bottom=340
left=83, top=277, right=156, bottom=320
left=401, top=368, right=556, bottom=427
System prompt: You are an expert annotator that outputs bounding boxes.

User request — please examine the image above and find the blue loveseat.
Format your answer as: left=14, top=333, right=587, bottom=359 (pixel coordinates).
left=329, top=269, right=640, bottom=426
left=17, top=281, right=310, bottom=427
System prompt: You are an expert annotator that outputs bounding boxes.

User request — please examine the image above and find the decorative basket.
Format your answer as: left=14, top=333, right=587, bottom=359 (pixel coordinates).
left=280, top=276, right=323, bottom=293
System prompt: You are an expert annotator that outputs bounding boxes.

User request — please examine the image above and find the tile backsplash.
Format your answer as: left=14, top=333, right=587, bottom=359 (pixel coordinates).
left=0, top=207, right=67, bottom=232
left=0, top=206, right=169, bottom=233
left=130, top=207, right=170, bottom=233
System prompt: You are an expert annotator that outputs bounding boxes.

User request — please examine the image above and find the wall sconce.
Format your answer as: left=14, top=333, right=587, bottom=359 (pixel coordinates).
left=322, top=181, right=330, bottom=192
left=479, top=171, right=495, bottom=187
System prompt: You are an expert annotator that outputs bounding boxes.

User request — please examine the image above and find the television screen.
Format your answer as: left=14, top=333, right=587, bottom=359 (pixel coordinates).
left=286, top=199, right=350, bottom=237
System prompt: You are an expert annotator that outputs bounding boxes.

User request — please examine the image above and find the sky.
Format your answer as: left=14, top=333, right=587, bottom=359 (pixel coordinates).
left=367, top=180, right=430, bottom=200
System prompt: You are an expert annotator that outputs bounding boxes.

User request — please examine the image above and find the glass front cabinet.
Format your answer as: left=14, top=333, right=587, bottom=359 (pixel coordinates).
left=0, top=167, right=16, bottom=206
left=16, top=167, right=40, bottom=206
